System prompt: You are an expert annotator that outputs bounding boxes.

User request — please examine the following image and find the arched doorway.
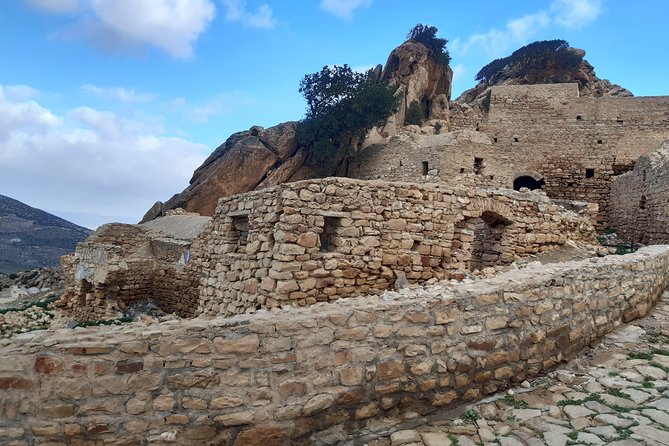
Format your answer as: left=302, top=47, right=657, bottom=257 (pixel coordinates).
left=513, top=175, right=545, bottom=191
left=452, top=211, right=511, bottom=272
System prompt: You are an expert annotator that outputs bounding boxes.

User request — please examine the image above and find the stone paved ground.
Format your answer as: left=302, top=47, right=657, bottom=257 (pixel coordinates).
left=367, top=292, right=669, bottom=446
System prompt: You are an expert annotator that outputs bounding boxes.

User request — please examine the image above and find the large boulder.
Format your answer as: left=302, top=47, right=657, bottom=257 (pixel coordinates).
left=144, top=122, right=301, bottom=220
left=378, top=41, right=453, bottom=137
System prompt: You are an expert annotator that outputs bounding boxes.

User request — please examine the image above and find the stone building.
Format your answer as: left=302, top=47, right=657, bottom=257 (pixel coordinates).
left=60, top=178, right=597, bottom=320
left=609, top=140, right=669, bottom=244
left=59, top=214, right=210, bottom=321
left=349, top=83, right=669, bottom=228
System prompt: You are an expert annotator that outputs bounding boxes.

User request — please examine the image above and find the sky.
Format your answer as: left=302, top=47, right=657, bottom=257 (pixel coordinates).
left=1, top=0, right=668, bottom=229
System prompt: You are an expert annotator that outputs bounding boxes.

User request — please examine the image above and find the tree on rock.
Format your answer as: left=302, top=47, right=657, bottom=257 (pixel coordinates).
left=475, top=39, right=583, bottom=83
left=406, top=23, right=450, bottom=65
left=297, top=65, right=398, bottom=174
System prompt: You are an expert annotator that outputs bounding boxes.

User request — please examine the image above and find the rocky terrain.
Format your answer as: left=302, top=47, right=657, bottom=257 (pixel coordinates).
left=142, top=40, right=629, bottom=223
left=0, top=194, right=91, bottom=273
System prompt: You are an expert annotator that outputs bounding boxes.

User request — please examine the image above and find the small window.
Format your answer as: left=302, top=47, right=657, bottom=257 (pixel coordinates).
left=585, top=168, right=595, bottom=178
left=576, top=115, right=582, bottom=121
left=411, top=240, right=420, bottom=251
left=231, top=216, right=249, bottom=252
left=422, top=161, right=429, bottom=176
left=460, top=168, right=465, bottom=174
left=616, top=118, right=624, bottom=124
left=474, top=157, right=484, bottom=175
left=513, top=137, right=519, bottom=142
left=640, top=195, right=646, bottom=210
left=597, top=139, right=603, bottom=144
left=320, top=217, right=341, bottom=252
left=399, top=161, right=403, bottom=167
left=493, top=137, right=498, bottom=143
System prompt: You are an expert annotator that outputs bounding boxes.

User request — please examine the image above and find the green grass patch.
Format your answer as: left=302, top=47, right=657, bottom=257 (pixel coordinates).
left=0, top=295, right=59, bottom=314
left=557, top=393, right=602, bottom=406
left=650, top=362, right=669, bottom=373
left=628, top=351, right=654, bottom=360
left=449, top=434, right=459, bottom=446
left=607, top=389, right=632, bottom=400
left=460, top=408, right=480, bottom=424
left=651, top=348, right=669, bottom=356
left=503, top=395, right=529, bottom=409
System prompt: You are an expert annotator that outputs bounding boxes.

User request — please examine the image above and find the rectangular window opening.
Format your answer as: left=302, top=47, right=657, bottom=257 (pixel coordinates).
left=474, top=157, right=484, bottom=175
left=576, top=115, right=582, bottom=121
left=585, top=168, right=595, bottom=179
left=493, top=137, right=498, bottom=143
left=513, top=137, right=519, bottom=142
left=320, top=217, right=341, bottom=252
left=597, top=139, right=603, bottom=144
left=231, top=216, right=249, bottom=252
left=422, top=161, right=429, bottom=176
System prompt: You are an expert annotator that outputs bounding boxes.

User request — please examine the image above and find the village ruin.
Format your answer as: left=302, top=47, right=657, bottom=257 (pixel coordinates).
left=4, top=36, right=669, bottom=445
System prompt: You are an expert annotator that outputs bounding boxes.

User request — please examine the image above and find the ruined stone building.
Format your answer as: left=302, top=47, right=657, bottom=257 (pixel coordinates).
left=349, top=83, right=669, bottom=228
left=59, top=177, right=597, bottom=320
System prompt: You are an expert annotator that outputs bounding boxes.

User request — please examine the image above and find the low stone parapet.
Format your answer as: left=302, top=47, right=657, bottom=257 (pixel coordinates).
left=2, top=246, right=668, bottom=445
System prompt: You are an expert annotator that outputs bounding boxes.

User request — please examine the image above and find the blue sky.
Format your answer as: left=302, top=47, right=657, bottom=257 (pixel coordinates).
left=1, top=0, right=668, bottom=229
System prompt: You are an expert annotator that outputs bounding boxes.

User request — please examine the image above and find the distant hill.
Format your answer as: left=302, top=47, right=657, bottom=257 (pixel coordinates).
left=0, top=195, right=91, bottom=273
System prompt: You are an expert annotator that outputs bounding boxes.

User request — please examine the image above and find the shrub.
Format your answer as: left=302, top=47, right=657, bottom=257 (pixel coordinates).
left=475, top=39, right=582, bottom=83
left=405, top=101, right=425, bottom=125
left=297, top=65, right=399, bottom=174
left=406, top=23, right=451, bottom=65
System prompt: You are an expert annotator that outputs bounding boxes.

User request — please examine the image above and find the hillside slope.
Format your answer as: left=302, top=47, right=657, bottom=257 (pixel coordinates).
left=0, top=195, right=91, bottom=273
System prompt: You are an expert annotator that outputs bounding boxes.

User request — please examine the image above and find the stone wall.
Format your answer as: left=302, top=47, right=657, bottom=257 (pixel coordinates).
left=58, top=216, right=211, bottom=321
left=196, top=178, right=597, bottom=317
left=349, top=83, right=669, bottom=227
left=610, top=141, right=669, bottom=243
left=2, top=246, right=668, bottom=446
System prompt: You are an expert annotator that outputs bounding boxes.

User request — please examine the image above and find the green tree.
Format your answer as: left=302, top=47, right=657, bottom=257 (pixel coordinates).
left=297, top=65, right=399, bottom=174
left=475, top=39, right=582, bottom=83
left=406, top=23, right=450, bottom=65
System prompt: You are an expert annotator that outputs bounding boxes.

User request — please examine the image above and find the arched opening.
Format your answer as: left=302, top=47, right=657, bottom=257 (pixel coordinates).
left=513, top=175, right=545, bottom=191
left=452, top=211, right=511, bottom=272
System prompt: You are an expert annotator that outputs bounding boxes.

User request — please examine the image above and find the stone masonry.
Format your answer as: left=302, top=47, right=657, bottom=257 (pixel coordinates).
left=610, top=140, right=669, bottom=244
left=349, top=83, right=669, bottom=227
left=197, top=177, right=597, bottom=317
left=1, top=246, right=668, bottom=445
left=58, top=215, right=211, bottom=321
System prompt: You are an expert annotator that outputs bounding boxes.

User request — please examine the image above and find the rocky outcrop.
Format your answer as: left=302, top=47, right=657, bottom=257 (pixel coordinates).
left=144, top=41, right=455, bottom=221
left=142, top=122, right=301, bottom=220
left=455, top=47, right=631, bottom=108
left=374, top=41, right=453, bottom=139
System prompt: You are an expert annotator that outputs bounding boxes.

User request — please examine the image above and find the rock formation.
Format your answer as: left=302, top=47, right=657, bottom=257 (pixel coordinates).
left=453, top=47, right=632, bottom=113
left=143, top=40, right=454, bottom=221
left=141, top=122, right=301, bottom=220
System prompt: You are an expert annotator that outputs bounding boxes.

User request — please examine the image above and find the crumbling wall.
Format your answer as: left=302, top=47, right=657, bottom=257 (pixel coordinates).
left=59, top=216, right=211, bottom=321
left=197, top=178, right=597, bottom=316
left=2, top=246, right=668, bottom=446
left=610, top=141, right=669, bottom=243
left=350, top=84, right=669, bottom=228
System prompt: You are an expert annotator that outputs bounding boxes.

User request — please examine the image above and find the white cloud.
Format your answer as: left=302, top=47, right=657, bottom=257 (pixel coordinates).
left=220, top=0, right=276, bottom=29
left=0, top=84, right=207, bottom=228
left=183, top=92, right=256, bottom=122
left=31, top=0, right=217, bottom=58
left=321, top=0, right=372, bottom=20
left=551, top=0, right=603, bottom=28
left=27, top=0, right=79, bottom=13
left=452, top=0, right=603, bottom=57
left=4, top=85, right=40, bottom=101
left=82, top=84, right=156, bottom=103
left=89, top=0, right=217, bottom=58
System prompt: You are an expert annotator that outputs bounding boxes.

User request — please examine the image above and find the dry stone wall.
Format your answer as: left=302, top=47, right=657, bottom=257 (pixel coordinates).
left=197, top=177, right=597, bottom=317
left=59, top=216, right=211, bottom=321
left=610, top=141, right=669, bottom=243
left=350, top=83, right=669, bottom=228
left=2, top=246, right=669, bottom=446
